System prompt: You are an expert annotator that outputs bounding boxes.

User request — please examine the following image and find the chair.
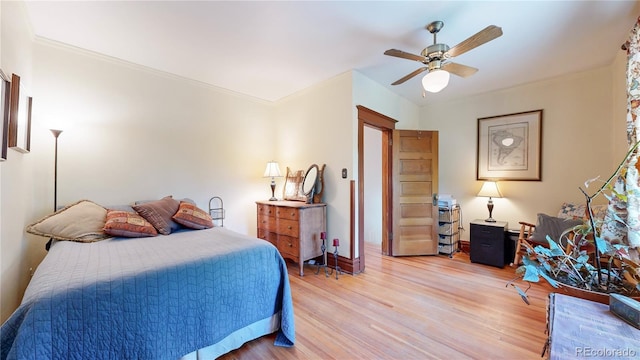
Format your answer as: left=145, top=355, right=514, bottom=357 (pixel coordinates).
left=511, top=221, right=536, bottom=266
left=511, top=215, right=585, bottom=266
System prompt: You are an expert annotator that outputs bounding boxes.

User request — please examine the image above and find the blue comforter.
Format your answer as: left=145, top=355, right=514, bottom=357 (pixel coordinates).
left=1, top=227, right=295, bottom=359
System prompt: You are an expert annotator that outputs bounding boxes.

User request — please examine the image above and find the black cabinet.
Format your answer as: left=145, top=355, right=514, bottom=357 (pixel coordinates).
left=470, top=219, right=508, bottom=268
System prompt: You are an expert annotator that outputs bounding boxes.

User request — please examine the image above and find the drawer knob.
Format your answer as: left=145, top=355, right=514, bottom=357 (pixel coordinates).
left=291, top=212, right=295, bottom=216
left=288, top=226, right=292, bottom=230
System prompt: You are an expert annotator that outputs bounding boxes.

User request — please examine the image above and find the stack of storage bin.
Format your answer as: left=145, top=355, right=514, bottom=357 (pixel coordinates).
left=438, top=204, right=460, bottom=257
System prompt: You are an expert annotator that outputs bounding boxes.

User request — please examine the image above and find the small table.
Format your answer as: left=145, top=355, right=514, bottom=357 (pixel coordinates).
left=469, top=219, right=508, bottom=268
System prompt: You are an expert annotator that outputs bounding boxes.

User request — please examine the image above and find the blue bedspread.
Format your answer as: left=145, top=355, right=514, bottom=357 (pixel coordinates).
left=1, top=227, right=295, bottom=359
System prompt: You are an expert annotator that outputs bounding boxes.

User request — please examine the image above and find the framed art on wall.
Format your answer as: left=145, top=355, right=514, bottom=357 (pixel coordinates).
left=8, top=73, right=32, bottom=153
left=477, top=109, right=543, bottom=181
left=0, top=70, right=9, bottom=161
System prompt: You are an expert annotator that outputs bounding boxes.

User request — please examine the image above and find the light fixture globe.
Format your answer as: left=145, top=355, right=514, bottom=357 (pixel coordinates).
left=422, top=69, right=450, bottom=93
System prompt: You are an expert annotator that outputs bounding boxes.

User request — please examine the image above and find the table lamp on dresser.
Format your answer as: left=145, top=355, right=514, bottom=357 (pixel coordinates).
left=263, top=161, right=282, bottom=201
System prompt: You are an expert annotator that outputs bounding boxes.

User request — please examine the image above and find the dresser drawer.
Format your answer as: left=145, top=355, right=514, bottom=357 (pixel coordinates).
left=257, top=204, right=277, bottom=217
left=277, top=234, right=299, bottom=258
left=257, top=229, right=277, bottom=245
left=277, top=218, right=299, bottom=237
left=275, top=207, right=298, bottom=221
left=471, top=224, right=503, bottom=240
left=257, top=214, right=275, bottom=230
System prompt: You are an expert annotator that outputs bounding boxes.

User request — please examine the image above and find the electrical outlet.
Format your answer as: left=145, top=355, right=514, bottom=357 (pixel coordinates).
left=342, top=168, right=347, bottom=179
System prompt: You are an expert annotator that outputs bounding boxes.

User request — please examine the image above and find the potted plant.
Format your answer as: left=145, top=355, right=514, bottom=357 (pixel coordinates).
left=508, top=143, right=640, bottom=304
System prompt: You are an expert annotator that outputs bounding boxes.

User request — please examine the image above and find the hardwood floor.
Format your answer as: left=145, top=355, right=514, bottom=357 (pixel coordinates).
left=219, top=243, right=551, bottom=359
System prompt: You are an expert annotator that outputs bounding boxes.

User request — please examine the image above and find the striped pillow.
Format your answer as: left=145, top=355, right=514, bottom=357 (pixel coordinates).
left=132, top=196, right=181, bottom=235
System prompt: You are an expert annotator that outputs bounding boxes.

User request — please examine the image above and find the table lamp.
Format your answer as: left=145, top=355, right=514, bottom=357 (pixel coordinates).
left=477, top=181, right=502, bottom=222
left=263, top=161, right=282, bottom=201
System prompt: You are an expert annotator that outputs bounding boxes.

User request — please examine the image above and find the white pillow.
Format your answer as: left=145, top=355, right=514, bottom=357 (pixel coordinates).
left=26, top=200, right=111, bottom=242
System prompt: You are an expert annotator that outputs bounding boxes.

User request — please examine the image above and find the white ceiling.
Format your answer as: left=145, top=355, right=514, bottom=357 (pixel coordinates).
left=23, top=1, right=640, bottom=106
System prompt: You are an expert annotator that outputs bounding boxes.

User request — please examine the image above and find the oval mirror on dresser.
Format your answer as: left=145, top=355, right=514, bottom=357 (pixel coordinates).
left=302, top=164, right=319, bottom=203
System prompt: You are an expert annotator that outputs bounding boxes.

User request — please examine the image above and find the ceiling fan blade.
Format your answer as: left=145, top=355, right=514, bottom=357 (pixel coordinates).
left=446, top=25, right=503, bottom=58
left=384, top=49, right=427, bottom=62
left=391, top=67, right=428, bottom=85
left=441, top=62, right=478, bottom=78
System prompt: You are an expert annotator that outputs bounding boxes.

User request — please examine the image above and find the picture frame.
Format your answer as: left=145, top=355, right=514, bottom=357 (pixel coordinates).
left=282, top=167, right=306, bottom=202
left=8, top=73, right=32, bottom=153
left=477, top=109, right=543, bottom=181
left=0, top=70, right=9, bottom=161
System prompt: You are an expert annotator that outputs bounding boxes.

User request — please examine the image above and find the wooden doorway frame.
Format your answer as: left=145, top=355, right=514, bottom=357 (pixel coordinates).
left=357, top=105, right=397, bottom=271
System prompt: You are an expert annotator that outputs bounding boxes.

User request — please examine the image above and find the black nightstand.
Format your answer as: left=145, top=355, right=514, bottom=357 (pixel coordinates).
left=470, top=219, right=508, bottom=268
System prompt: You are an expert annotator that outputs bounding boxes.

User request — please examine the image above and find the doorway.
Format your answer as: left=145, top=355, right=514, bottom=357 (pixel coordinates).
left=357, top=106, right=440, bottom=267
left=364, top=126, right=383, bottom=247
left=357, top=106, right=396, bottom=266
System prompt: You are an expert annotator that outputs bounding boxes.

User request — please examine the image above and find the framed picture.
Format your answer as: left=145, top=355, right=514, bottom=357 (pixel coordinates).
left=477, top=109, right=543, bottom=181
left=0, top=70, right=9, bottom=161
left=8, top=73, right=32, bottom=153
left=282, top=167, right=306, bottom=202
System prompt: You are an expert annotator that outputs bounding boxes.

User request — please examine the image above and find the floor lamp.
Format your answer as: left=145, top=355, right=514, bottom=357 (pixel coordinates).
left=47, top=129, right=62, bottom=251
left=50, top=129, right=63, bottom=211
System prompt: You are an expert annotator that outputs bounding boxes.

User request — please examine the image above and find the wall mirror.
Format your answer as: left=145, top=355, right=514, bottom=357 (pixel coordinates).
left=302, top=164, right=319, bottom=203
left=313, top=164, right=325, bottom=204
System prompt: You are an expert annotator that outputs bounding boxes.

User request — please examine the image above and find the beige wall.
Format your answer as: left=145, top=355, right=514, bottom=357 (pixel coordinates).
left=421, top=63, right=627, bottom=238
left=1, top=0, right=36, bottom=323
left=274, top=72, right=354, bottom=256
left=32, top=39, right=277, bottom=231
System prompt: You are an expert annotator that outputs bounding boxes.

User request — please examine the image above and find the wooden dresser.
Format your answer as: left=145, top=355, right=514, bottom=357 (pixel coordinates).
left=256, top=200, right=326, bottom=276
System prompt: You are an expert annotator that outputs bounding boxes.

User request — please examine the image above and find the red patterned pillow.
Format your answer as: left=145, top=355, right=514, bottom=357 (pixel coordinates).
left=172, top=201, right=213, bottom=230
left=103, top=210, right=158, bottom=238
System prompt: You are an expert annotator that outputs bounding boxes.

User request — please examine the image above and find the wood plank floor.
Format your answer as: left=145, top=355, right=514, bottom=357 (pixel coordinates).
left=219, top=243, right=552, bottom=359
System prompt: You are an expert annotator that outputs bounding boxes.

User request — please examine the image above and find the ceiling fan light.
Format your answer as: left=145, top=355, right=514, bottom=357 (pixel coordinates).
left=422, top=69, right=450, bottom=93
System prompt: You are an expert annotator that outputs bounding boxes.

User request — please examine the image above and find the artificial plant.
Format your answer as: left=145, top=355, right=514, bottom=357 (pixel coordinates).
left=508, top=142, right=640, bottom=304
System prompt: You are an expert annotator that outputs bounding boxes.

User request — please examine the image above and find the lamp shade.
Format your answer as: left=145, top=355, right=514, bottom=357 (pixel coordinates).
left=477, top=181, right=502, bottom=198
left=422, top=69, right=450, bottom=93
left=263, top=161, right=282, bottom=178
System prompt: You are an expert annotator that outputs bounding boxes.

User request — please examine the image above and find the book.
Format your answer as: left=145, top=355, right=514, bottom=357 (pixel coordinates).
left=609, top=293, right=640, bottom=330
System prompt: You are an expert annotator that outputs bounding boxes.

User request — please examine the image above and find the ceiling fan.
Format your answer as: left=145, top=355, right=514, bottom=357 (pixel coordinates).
left=384, top=21, right=503, bottom=93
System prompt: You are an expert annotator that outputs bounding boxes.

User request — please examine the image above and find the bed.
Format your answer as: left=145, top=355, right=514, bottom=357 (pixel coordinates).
left=1, top=199, right=295, bottom=359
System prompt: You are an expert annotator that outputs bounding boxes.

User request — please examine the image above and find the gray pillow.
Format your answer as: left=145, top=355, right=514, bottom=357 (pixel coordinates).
left=529, top=213, right=583, bottom=246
